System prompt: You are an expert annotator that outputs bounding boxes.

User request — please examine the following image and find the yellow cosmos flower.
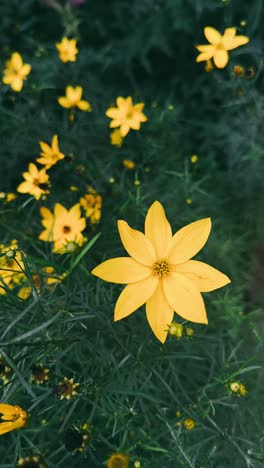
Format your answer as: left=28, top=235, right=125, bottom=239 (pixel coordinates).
left=58, top=86, right=92, bottom=111
left=196, top=27, right=249, bottom=69
left=36, top=135, right=65, bottom=169
left=39, top=203, right=86, bottom=253
left=0, top=403, right=27, bottom=436
left=17, top=163, right=50, bottom=200
left=56, top=37, right=78, bottom=63
left=106, top=96, right=147, bottom=137
left=2, top=52, right=31, bottom=92
left=107, top=453, right=129, bottom=468
left=92, top=201, right=231, bottom=343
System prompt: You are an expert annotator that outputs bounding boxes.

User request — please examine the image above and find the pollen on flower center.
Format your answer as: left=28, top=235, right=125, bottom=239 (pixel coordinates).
left=63, top=225, right=71, bottom=234
left=152, top=259, right=171, bottom=278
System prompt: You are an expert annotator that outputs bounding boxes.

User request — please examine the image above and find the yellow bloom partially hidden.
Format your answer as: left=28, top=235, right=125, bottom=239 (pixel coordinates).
left=0, top=240, right=26, bottom=295
left=196, top=27, right=249, bottom=69
left=0, top=404, right=27, bottom=436
left=2, top=52, right=31, bottom=92
left=56, top=37, right=78, bottom=63
left=110, top=128, right=124, bottom=147
left=107, top=453, right=129, bottom=468
left=80, top=187, right=102, bottom=224
left=92, top=201, right=231, bottom=343
left=17, top=163, right=50, bottom=200
left=36, top=135, right=65, bottom=169
left=106, top=96, right=147, bottom=137
left=58, top=86, right=92, bottom=111
left=39, top=203, right=86, bottom=253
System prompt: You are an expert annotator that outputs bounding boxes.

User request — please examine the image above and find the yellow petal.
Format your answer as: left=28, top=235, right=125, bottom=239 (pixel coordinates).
left=167, top=218, right=211, bottom=264
left=106, top=108, right=120, bottom=119
left=54, top=203, right=67, bottom=218
left=91, top=257, right=151, bottom=283
left=77, top=100, right=92, bottom=111
left=39, top=141, right=52, bottom=155
left=174, top=260, right=231, bottom=292
left=0, top=404, right=16, bottom=416
left=114, top=276, right=158, bottom=321
left=11, top=52, right=23, bottom=69
left=163, top=273, right=208, bottom=323
left=58, top=97, right=71, bottom=108
left=146, top=281, right=174, bottom=343
left=145, top=201, right=172, bottom=258
left=0, top=421, right=17, bottom=435
left=228, top=36, right=249, bottom=50
left=120, top=123, right=130, bottom=137
left=11, top=78, right=23, bottom=92
left=214, top=50, right=229, bottom=68
left=118, top=220, right=156, bottom=266
left=204, top=27, right=222, bottom=44
left=196, top=51, right=215, bottom=63
left=196, top=45, right=214, bottom=52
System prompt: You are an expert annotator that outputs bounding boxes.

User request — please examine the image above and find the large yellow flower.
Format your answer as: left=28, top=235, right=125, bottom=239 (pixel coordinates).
left=17, top=163, right=50, bottom=200
left=39, top=203, right=86, bottom=253
left=36, top=135, right=65, bottom=169
left=2, top=52, right=31, bottom=92
left=196, top=27, right=249, bottom=69
left=0, top=404, right=27, bottom=436
left=92, top=201, right=231, bottom=343
left=106, top=97, right=147, bottom=137
left=56, top=37, right=78, bottom=63
left=58, top=86, right=92, bottom=111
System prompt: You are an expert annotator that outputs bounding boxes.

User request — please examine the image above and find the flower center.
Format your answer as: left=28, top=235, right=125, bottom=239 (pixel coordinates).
left=152, top=259, right=170, bottom=278
left=215, top=42, right=225, bottom=51
left=126, top=110, right=134, bottom=119
left=63, top=225, right=71, bottom=234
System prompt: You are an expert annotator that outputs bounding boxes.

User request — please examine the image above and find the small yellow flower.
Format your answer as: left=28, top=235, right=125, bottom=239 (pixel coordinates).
left=58, top=86, right=92, bottom=111
left=70, top=185, right=79, bottom=192
left=39, top=203, right=86, bottom=253
left=2, top=52, right=31, bottom=92
left=110, top=129, right=124, bottom=147
left=80, top=188, right=102, bottom=224
left=239, top=383, right=247, bottom=396
left=122, top=159, right=135, bottom=169
left=36, top=135, right=65, bottom=169
left=183, top=418, right=196, bottom=430
left=0, top=356, right=11, bottom=385
left=0, top=403, right=27, bottom=435
left=185, top=326, right=195, bottom=337
left=107, top=453, right=129, bottom=468
left=134, top=180, right=141, bottom=186
left=191, top=155, right=199, bottom=164
left=92, top=201, right=231, bottom=343
left=17, top=163, right=50, bottom=200
left=134, top=462, right=141, bottom=468
left=196, top=27, right=249, bottom=69
left=233, top=65, right=245, bottom=77
left=168, top=322, right=183, bottom=338
left=186, top=198, right=192, bottom=205
left=31, top=364, right=50, bottom=384
left=56, top=37, right=78, bottom=63
left=55, top=377, right=80, bottom=400
left=0, top=192, right=17, bottom=203
left=229, top=381, right=247, bottom=396
left=230, top=381, right=240, bottom=393
left=106, top=96, right=147, bottom=137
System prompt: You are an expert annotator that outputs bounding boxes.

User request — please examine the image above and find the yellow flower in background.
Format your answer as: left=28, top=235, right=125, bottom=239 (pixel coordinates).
left=183, top=418, right=196, bottom=430
left=106, top=96, right=147, bottom=137
left=196, top=27, right=249, bottom=69
left=80, top=187, right=102, bottom=224
left=17, top=163, right=50, bottom=200
left=110, top=128, right=124, bottom=147
left=0, top=404, right=27, bottom=436
left=18, top=455, right=45, bottom=467
left=36, top=135, right=65, bottom=169
left=55, top=377, right=80, bottom=400
left=58, top=86, right=92, bottom=111
left=107, top=453, right=129, bottom=468
left=2, top=52, right=31, bottom=92
left=122, top=159, right=135, bottom=169
left=0, top=240, right=25, bottom=295
left=39, top=203, right=86, bottom=253
left=17, top=266, right=65, bottom=300
left=56, top=37, right=78, bottom=63
left=92, top=201, right=231, bottom=343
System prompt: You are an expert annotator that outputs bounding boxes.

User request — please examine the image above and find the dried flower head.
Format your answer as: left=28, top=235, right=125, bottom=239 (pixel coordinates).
left=54, top=377, right=80, bottom=400
left=64, top=424, right=90, bottom=452
left=31, top=364, right=50, bottom=385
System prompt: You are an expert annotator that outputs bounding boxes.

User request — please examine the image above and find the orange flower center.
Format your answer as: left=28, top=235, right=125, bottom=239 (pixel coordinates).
left=152, top=259, right=170, bottom=278
left=215, top=42, right=225, bottom=51
left=63, top=225, right=71, bottom=234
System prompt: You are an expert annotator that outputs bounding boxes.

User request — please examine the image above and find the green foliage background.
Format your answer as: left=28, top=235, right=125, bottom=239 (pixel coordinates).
left=0, top=0, right=263, bottom=466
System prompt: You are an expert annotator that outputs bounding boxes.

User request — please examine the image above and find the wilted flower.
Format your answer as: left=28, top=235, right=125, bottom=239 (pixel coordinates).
left=36, top=135, right=65, bottom=169
left=58, top=86, right=92, bottom=111
left=92, top=201, right=230, bottom=343
left=2, top=52, right=31, bottom=92
left=54, top=377, right=80, bottom=400
left=56, top=37, right=78, bottom=63
left=107, top=453, right=129, bottom=468
left=196, top=27, right=249, bottom=69
left=106, top=97, right=147, bottom=137
left=17, top=163, right=50, bottom=200
left=0, top=404, right=27, bottom=435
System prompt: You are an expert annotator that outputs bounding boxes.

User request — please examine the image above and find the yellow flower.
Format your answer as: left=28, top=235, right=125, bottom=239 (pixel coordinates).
left=196, top=27, right=249, bottom=69
left=39, top=203, right=86, bottom=253
left=191, top=155, right=198, bottom=164
left=106, top=96, right=147, bottom=137
left=2, top=52, right=31, bottom=92
left=110, top=129, right=124, bottom=147
left=55, top=377, right=79, bottom=400
left=92, top=201, right=231, bottom=343
left=122, top=159, right=135, bottom=169
left=229, top=381, right=247, bottom=396
left=17, top=163, right=50, bottom=200
left=79, top=187, right=102, bottom=224
left=36, top=135, right=65, bottom=169
left=56, top=37, right=78, bottom=63
left=107, top=453, right=129, bottom=468
left=183, top=418, right=196, bottom=430
left=168, top=322, right=183, bottom=338
left=0, top=240, right=25, bottom=295
left=58, top=86, right=92, bottom=111
left=0, top=403, right=27, bottom=435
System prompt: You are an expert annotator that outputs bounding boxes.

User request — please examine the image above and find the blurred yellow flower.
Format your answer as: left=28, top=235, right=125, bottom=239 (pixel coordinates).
left=39, top=203, right=86, bottom=253
left=168, top=322, right=183, bottom=338
left=17, top=163, right=50, bottom=200
left=106, top=96, right=147, bottom=137
left=80, top=187, right=102, bottom=224
left=92, top=201, right=231, bottom=343
left=18, top=455, right=45, bottom=467
left=2, top=52, right=31, bottom=92
left=58, top=86, right=92, bottom=111
left=0, top=240, right=25, bottom=295
left=36, top=135, right=65, bottom=169
left=107, top=453, right=129, bottom=468
left=17, top=266, right=65, bottom=300
left=56, top=37, right=78, bottom=62
left=196, top=27, right=249, bottom=69
left=122, top=159, right=135, bottom=169
left=0, top=404, right=27, bottom=436
left=110, top=128, right=124, bottom=147
left=183, top=418, right=196, bottom=430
